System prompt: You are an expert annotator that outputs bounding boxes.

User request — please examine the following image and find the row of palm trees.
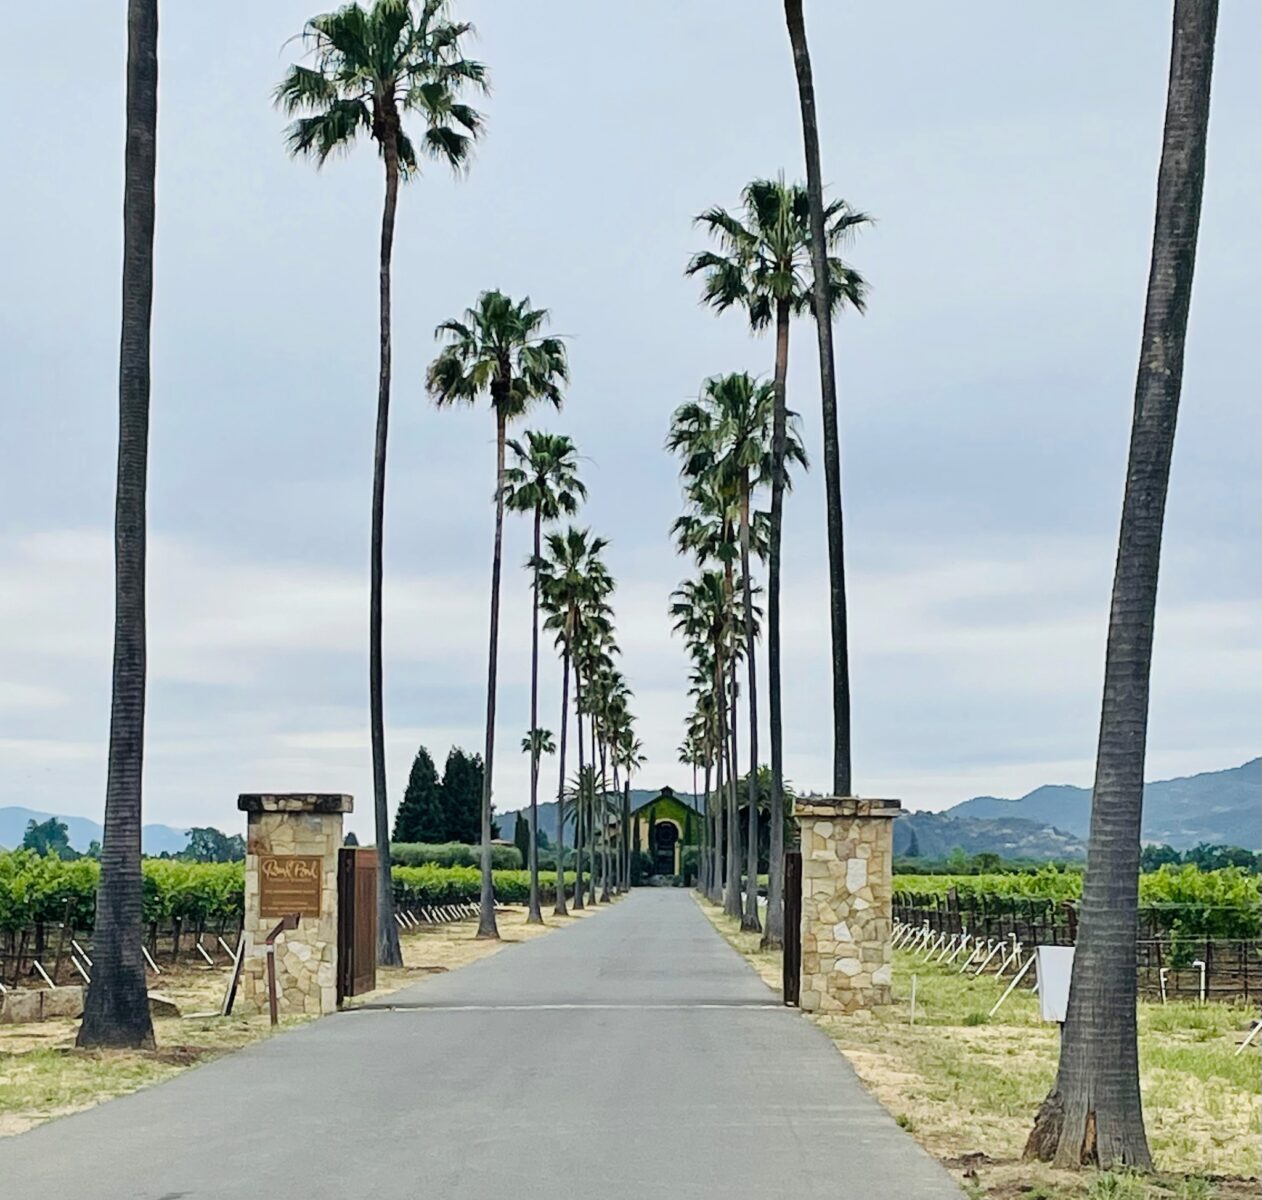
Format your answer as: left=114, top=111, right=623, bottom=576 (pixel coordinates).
left=536, top=527, right=645, bottom=915
left=671, top=179, right=867, bottom=945
left=82, top=0, right=632, bottom=1044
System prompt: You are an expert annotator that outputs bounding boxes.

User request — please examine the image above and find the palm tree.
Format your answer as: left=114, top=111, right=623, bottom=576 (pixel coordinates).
left=783, top=0, right=862, bottom=799
left=670, top=571, right=741, bottom=917
left=574, top=621, right=617, bottom=904
left=588, top=665, right=629, bottom=900
left=505, top=432, right=585, bottom=923
left=428, top=291, right=569, bottom=939
left=519, top=727, right=556, bottom=920
left=670, top=374, right=803, bottom=931
left=277, top=0, right=486, bottom=966
left=688, top=177, right=867, bottom=947
left=616, top=728, right=646, bottom=888
left=1026, top=0, right=1218, bottom=1170
left=77, top=0, right=160, bottom=1051
left=539, top=526, right=610, bottom=916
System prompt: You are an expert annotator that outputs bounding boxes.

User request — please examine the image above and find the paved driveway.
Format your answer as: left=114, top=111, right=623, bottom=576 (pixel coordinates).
left=0, top=888, right=961, bottom=1198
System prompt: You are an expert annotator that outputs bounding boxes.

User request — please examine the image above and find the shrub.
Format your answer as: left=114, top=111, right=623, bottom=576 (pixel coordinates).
left=390, top=842, right=523, bottom=870
left=391, top=865, right=575, bottom=906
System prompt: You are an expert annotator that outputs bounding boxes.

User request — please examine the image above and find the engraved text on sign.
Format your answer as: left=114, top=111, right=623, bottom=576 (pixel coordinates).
left=259, top=854, right=323, bottom=918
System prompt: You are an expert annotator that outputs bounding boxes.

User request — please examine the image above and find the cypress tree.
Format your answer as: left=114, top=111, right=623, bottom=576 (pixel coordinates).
left=513, top=811, right=531, bottom=866
left=442, top=747, right=484, bottom=844
left=393, top=745, right=443, bottom=843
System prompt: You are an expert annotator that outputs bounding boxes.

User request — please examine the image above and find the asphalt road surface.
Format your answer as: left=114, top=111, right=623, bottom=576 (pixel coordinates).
left=0, top=888, right=962, bottom=1198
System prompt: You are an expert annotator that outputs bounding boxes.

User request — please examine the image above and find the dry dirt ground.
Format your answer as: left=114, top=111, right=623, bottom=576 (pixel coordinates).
left=0, top=903, right=605, bottom=1136
left=696, top=894, right=1261, bottom=1200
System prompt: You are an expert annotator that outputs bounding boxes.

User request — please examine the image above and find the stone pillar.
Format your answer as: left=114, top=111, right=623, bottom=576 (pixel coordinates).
left=237, top=793, right=352, bottom=1018
left=795, top=797, right=901, bottom=1014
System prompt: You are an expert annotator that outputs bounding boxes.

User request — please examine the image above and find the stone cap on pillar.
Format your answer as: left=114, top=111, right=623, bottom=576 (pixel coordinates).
left=792, top=796, right=901, bottom=821
left=237, top=793, right=353, bottom=814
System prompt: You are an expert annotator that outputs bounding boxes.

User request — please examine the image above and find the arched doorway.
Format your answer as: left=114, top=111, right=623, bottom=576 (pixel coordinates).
left=653, top=821, right=679, bottom=876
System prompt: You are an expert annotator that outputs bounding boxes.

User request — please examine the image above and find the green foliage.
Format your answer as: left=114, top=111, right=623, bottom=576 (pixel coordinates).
left=895, top=866, right=1260, bottom=939
left=393, top=744, right=445, bottom=843
left=441, top=747, right=483, bottom=844
left=0, top=850, right=243, bottom=932
left=0, top=850, right=568, bottom=933
left=390, top=842, right=522, bottom=870
left=512, top=815, right=531, bottom=867
left=22, top=817, right=77, bottom=860
left=275, top=0, right=487, bottom=173
left=391, top=865, right=574, bottom=906
left=182, top=826, right=246, bottom=863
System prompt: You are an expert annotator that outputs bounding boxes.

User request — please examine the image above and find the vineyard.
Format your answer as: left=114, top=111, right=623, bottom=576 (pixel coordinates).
left=894, top=865, right=1261, bottom=938
left=0, top=850, right=577, bottom=988
left=894, top=865, right=1262, bottom=1001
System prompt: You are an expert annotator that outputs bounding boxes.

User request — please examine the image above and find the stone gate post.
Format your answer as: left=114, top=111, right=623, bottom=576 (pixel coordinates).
left=237, top=793, right=352, bottom=1017
left=794, top=797, right=901, bottom=1014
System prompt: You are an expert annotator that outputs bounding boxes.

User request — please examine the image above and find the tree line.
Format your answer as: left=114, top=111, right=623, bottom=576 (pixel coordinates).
left=20, top=818, right=244, bottom=864
left=391, top=746, right=489, bottom=846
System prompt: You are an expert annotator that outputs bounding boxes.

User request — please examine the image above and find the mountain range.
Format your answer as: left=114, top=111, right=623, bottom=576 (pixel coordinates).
left=4, top=759, right=1256, bottom=859
left=940, top=758, right=1259, bottom=851
left=500, top=759, right=1259, bottom=858
left=0, top=807, right=190, bottom=856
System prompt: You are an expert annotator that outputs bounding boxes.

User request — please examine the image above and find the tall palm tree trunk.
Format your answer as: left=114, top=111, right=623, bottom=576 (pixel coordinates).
left=369, top=119, right=404, bottom=968
left=712, top=654, right=727, bottom=904
left=605, top=762, right=615, bottom=893
left=475, top=407, right=508, bottom=940
left=553, top=643, right=571, bottom=916
left=622, top=779, right=631, bottom=890
left=525, top=506, right=544, bottom=923
left=784, top=0, right=852, bottom=797
left=691, top=759, right=699, bottom=889
left=599, top=740, right=612, bottom=901
left=723, top=634, right=742, bottom=919
left=588, top=715, right=599, bottom=904
left=572, top=661, right=586, bottom=910
left=763, top=299, right=792, bottom=948
left=1027, top=0, right=1217, bottom=1169
left=78, top=0, right=159, bottom=1051
left=739, top=491, right=762, bottom=933
left=701, top=760, right=713, bottom=895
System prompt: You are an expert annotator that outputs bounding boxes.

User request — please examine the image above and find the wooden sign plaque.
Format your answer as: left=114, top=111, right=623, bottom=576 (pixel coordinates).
left=259, top=854, right=323, bottom=918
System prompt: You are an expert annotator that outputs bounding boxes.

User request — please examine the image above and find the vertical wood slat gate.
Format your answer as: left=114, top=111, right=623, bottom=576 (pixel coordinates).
left=783, top=850, right=802, bottom=1006
left=337, top=847, right=377, bottom=1004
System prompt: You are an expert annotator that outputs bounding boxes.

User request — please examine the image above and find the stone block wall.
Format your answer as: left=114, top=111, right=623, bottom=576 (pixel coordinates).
left=237, top=794, right=350, bottom=1018
left=796, top=797, right=900, bottom=1014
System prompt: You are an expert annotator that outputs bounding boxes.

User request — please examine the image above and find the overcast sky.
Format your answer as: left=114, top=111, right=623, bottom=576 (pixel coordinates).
left=2, top=2, right=1258, bottom=840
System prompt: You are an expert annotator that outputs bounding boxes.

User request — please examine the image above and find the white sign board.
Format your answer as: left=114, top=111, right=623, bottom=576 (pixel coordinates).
left=1034, top=946, right=1075, bottom=1023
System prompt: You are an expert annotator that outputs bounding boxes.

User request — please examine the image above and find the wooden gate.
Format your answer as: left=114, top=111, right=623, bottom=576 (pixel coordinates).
left=337, top=847, right=377, bottom=1003
left=783, top=850, right=802, bottom=1006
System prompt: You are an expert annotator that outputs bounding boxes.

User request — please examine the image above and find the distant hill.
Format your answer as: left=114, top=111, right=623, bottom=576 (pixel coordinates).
left=0, top=807, right=190, bottom=856
left=893, top=812, right=1085, bottom=860
left=945, top=759, right=1260, bottom=850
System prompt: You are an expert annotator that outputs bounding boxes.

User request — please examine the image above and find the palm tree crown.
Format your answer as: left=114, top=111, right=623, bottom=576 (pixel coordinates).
left=686, top=176, right=868, bottom=329
left=504, top=432, right=586, bottom=522
left=668, top=372, right=807, bottom=505
left=275, top=0, right=486, bottom=171
left=427, top=291, right=568, bottom=416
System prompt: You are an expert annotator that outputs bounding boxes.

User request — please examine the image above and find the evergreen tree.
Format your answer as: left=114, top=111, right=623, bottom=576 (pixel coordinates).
left=393, top=745, right=443, bottom=843
left=513, top=812, right=531, bottom=866
left=442, top=747, right=484, bottom=844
